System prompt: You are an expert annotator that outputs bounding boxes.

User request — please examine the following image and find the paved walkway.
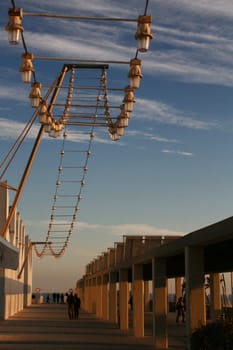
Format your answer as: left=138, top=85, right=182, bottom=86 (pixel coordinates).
left=0, top=304, right=187, bottom=349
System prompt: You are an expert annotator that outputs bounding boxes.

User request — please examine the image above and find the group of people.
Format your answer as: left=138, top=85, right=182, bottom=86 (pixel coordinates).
left=46, top=292, right=64, bottom=303
left=66, top=290, right=81, bottom=320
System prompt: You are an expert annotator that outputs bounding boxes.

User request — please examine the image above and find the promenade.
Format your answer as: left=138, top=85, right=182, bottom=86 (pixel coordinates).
left=0, top=304, right=186, bottom=350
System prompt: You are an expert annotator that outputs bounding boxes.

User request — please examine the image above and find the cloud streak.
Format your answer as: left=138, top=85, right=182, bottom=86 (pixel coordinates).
left=162, top=149, right=194, bottom=157
left=135, top=98, right=219, bottom=130
left=76, top=221, right=185, bottom=237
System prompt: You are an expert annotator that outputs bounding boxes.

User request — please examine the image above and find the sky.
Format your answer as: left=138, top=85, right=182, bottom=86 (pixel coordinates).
left=0, top=0, right=233, bottom=293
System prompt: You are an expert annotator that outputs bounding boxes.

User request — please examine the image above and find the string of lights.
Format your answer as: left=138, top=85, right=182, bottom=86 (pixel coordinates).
left=34, top=67, right=104, bottom=258
left=3, top=0, right=153, bottom=258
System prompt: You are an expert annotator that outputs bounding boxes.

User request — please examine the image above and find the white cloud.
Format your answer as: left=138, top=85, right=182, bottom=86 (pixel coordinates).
left=162, top=149, right=194, bottom=157
left=127, top=130, right=180, bottom=143
left=135, top=98, right=219, bottom=130
left=172, top=0, right=233, bottom=18
left=75, top=221, right=185, bottom=237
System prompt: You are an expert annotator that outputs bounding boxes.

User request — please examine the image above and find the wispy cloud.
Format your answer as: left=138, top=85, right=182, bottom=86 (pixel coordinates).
left=127, top=130, right=180, bottom=143
left=135, top=98, right=219, bottom=130
left=26, top=219, right=184, bottom=237
left=162, top=149, right=194, bottom=157
left=76, top=221, right=185, bottom=237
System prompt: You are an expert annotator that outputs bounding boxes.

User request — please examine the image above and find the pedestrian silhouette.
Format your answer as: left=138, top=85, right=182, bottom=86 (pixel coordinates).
left=74, top=293, right=81, bottom=319
left=176, top=296, right=185, bottom=322
left=66, top=290, right=75, bottom=319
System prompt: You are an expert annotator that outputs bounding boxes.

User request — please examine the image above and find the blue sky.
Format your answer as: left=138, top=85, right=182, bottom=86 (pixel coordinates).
left=0, top=0, right=233, bottom=292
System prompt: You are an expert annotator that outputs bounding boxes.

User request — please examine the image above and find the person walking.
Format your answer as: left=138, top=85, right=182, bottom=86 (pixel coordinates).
left=66, top=290, right=75, bottom=320
left=74, top=293, right=81, bottom=320
left=176, top=296, right=185, bottom=322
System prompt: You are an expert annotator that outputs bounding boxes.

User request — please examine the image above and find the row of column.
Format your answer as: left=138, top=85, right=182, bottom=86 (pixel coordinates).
left=0, top=182, right=33, bottom=319
left=77, top=248, right=222, bottom=350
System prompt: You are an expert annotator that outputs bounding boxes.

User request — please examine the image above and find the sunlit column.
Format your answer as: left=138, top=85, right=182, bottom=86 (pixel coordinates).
left=209, top=273, right=221, bottom=320
left=119, top=269, right=129, bottom=330
left=102, top=274, right=109, bottom=320
left=152, top=257, right=168, bottom=349
left=133, top=263, right=144, bottom=337
left=109, top=271, right=118, bottom=323
left=96, top=275, right=102, bottom=318
left=185, top=246, right=205, bottom=350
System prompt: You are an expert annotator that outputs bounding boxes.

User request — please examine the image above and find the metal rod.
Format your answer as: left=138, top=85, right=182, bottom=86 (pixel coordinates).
left=35, top=56, right=130, bottom=65
left=17, top=242, right=32, bottom=279
left=24, top=13, right=138, bottom=22
left=65, top=121, right=107, bottom=127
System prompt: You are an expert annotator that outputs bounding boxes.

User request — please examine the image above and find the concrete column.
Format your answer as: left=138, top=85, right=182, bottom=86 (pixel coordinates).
left=119, top=269, right=129, bottom=330
left=109, top=271, right=118, bottom=323
left=132, top=264, right=144, bottom=337
left=152, top=257, right=168, bottom=349
left=102, top=274, right=109, bottom=320
left=209, top=273, right=221, bottom=320
left=0, top=182, right=8, bottom=319
left=91, top=277, right=97, bottom=313
left=86, top=279, right=91, bottom=312
left=96, top=275, right=102, bottom=317
left=144, top=280, right=150, bottom=311
left=175, top=277, right=182, bottom=300
left=84, top=278, right=88, bottom=311
left=185, top=246, right=205, bottom=350
left=24, top=236, right=32, bottom=307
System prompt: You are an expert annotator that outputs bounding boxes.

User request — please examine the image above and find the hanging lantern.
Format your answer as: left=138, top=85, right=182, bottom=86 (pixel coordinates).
left=38, top=101, right=47, bottom=124
left=19, top=53, right=34, bottom=83
left=49, top=121, right=64, bottom=138
left=116, top=125, right=125, bottom=137
left=44, top=113, right=53, bottom=133
left=117, top=114, right=128, bottom=128
left=135, top=15, right=153, bottom=52
left=110, top=132, right=120, bottom=141
left=128, top=58, right=143, bottom=89
left=120, top=104, right=131, bottom=120
left=123, top=86, right=135, bottom=112
left=108, top=125, right=120, bottom=141
left=5, top=8, right=23, bottom=45
left=29, top=82, right=42, bottom=108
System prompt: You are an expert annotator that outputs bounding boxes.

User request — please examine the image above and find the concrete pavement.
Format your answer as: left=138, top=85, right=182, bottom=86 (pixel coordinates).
left=0, top=304, right=187, bottom=349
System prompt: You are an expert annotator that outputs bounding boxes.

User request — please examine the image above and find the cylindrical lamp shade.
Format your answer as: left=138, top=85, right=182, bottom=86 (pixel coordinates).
left=116, top=127, right=125, bottom=137
left=38, top=101, right=47, bottom=123
left=118, top=117, right=128, bottom=128
left=5, top=8, right=23, bottom=45
left=123, top=87, right=135, bottom=112
left=44, top=114, right=53, bottom=133
left=135, top=15, right=153, bottom=52
left=120, top=104, right=131, bottom=120
left=128, top=58, right=143, bottom=89
left=29, top=82, right=42, bottom=108
left=19, top=53, right=34, bottom=83
left=108, top=126, right=120, bottom=141
left=49, top=122, right=64, bottom=138
left=109, top=132, right=120, bottom=141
